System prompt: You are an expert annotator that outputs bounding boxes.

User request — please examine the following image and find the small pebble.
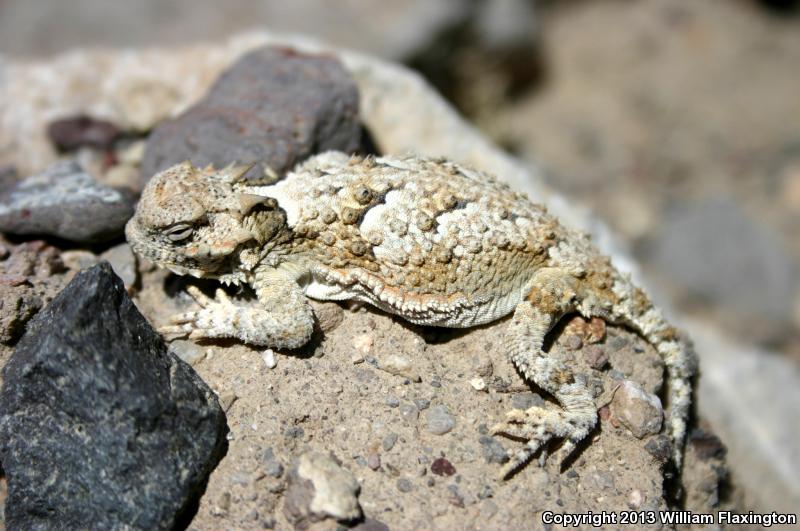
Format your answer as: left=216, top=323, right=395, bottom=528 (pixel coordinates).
left=382, top=432, right=399, bottom=451
left=628, top=489, right=645, bottom=509
left=377, top=353, right=421, bottom=382
left=425, top=405, right=456, bottom=435
left=431, top=457, right=456, bottom=476
left=262, top=349, right=277, bottom=369
left=366, top=453, right=381, bottom=471
left=611, top=380, right=663, bottom=438
left=469, top=377, right=487, bottom=391
left=47, top=114, right=120, bottom=151
left=414, top=398, right=430, bottom=410
left=511, top=392, right=544, bottom=410
left=284, top=426, right=304, bottom=439
left=385, top=395, right=400, bottom=408
left=396, top=478, right=413, bottom=493
left=353, top=334, right=374, bottom=355
left=400, top=403, right=419, bottom=422
left=583, top=345, right=609, bottom=370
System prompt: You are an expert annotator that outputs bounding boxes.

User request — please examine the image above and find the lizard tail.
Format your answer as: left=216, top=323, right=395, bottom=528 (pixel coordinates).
left=595, top=269, right=697, bottom=470
left=622, top=297, right=698, bottom=470
left=649, top=332, right=697, bottom=469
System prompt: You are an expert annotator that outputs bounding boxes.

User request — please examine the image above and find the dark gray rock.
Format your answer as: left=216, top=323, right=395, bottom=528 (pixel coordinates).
left=0, top=160, right=135, bottom=243
left=47, top=114, right=121, bottom=152
left=0, top=262, right=228, bottom=530
left=140, top=45, right=362, bottom=189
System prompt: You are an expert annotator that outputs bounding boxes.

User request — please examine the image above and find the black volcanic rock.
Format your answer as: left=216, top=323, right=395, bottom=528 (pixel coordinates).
left=0, top=262, right=228, bottom=530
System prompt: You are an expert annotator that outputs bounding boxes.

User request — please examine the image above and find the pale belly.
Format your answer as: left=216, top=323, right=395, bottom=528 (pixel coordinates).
left=301, top=273, right=523, bottom=328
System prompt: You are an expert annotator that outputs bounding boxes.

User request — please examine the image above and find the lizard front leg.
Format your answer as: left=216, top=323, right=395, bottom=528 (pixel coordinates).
left=491, top=267, right=597, bottom=478
left=160, top=267, right=314, bottom=349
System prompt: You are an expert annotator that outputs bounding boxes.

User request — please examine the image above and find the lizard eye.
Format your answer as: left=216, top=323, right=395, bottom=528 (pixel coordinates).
left=165, top=223, right=194, bottom=242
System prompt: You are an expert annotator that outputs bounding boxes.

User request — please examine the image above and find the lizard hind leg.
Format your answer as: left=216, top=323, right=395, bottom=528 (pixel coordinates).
left=491, top=269, right=598, bottom=479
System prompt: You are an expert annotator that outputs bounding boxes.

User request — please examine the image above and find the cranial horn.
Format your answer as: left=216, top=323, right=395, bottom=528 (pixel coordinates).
left=238, top=193, right=274, bottom=215
left=218, top=162, right=256, bottom=183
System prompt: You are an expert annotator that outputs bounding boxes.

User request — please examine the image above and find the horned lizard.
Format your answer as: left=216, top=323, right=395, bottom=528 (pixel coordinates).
left=126, top=151, right=696, bottom=477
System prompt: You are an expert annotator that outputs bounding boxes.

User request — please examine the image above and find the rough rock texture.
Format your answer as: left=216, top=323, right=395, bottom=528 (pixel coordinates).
left=140, top=46, right=362, bottom=188
left=0, top=240, right=68, bottom=348
left=283, top=451, right=362, bottom=528
left=0, top=160, right=134, bottom=242
left=610, top=380, right=664, bottom=439
left=0, top=262, right=228, bottom=530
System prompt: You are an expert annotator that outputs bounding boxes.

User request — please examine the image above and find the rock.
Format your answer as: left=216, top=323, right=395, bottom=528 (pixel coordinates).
left=283, top=452, right=361, bottom=527
left=262, top=348, right=278, bottom=369
left=0, top=241, right=69, bottom=345
left=378, top=353, right=422, bottom=382
left=0, top=160, right=134, bottom=243
left=382, top=432, right=398, bottom=452
left=169, top=339, right=207, bottom=366
left=99, top=242, right=138, bottom=289
left=511, top=392, right=544, bottom=411
left=0, top=286, right=42, bottom=344
left=310, top=300, right=344, bottom=333
left=366, top=453, right=381, bottom=470
left=582, top=344, right=609, bottom=370
left=139, top=46, right=361, bottom=189
left=0, top=262, right=228, bottom=529
left=352, top=517, right=391, bottom=531
left=479, top=435, right=509, bottom=465
left=431, top=457, right=456, bottom=477
left=611, top=380, right=664, bottom=439
left=396, top=478, right=413, bottom=493
left=47, top=114, right=120, bottom=152
left=425, top=405, right=456, bottom=435
left=469, top=377, right=487, bottom=391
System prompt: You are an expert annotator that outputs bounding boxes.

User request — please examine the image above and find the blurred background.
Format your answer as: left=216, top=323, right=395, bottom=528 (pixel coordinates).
left=1, top=0, right=797, bottom=359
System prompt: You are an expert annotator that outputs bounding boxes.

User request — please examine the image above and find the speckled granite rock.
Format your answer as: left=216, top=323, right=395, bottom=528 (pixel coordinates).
left=0, top=262, right=228, bottom=530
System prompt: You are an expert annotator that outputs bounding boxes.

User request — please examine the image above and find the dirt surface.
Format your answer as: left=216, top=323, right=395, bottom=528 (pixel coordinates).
left=126, top=262, right=707, bottom=530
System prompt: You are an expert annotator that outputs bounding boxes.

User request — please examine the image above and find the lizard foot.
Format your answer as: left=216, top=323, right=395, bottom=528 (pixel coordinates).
left=159, top=286, right=241, bottom=340
left=490, top=404, right=593, bottom=479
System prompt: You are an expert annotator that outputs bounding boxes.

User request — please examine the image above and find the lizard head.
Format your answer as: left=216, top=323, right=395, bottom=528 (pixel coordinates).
left=126, top=161, right=286, bottom=284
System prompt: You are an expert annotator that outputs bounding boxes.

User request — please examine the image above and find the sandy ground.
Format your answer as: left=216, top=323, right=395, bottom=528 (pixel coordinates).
left=131, top=265, right=688, bottom=530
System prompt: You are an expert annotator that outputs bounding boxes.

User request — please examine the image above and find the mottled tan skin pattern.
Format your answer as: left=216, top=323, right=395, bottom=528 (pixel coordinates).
left=126, top=152, right=696, bottom=478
